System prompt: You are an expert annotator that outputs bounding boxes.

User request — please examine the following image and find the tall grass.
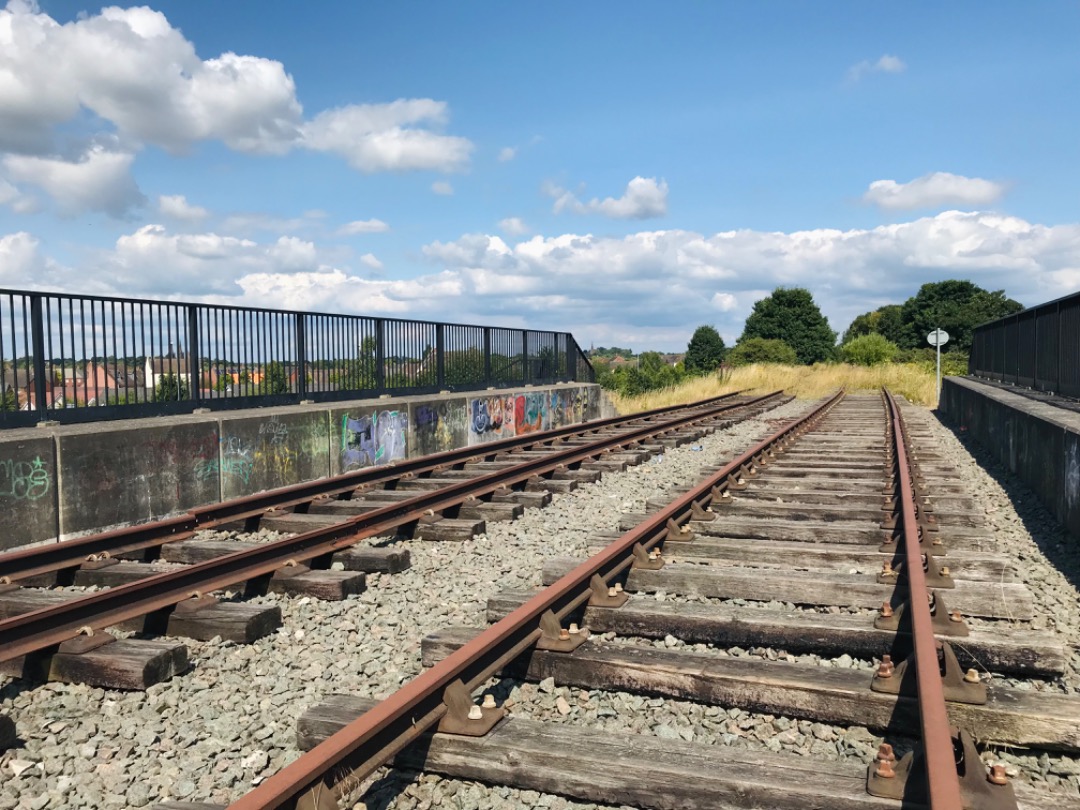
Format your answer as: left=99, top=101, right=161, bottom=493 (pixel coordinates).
left=606, top=363, right=940, bottom=414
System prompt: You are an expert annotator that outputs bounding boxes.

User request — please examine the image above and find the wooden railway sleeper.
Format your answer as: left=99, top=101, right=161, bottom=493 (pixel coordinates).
left=868, top=728, right=1017, bottom=810
left=871, top=640, right=987, bottom=704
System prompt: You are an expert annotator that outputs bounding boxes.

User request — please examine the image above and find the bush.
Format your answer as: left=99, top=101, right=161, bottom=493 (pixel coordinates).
left=726, top=338, right=798, bottom=366
left=839, top=333, right=897, bottom=366
left=598, top=353, right=687, bottom=397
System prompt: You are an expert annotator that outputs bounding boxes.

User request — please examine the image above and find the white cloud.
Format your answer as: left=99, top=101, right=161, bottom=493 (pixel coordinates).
left=220, top=210, right=326, bottom=236
left=498, top=217, right=530, bottom=237
left=3, top=145, right=144, bottom=217
left=12, top=209, right=1080, bottom=350
left=301, top=101, right=472, bottom=172
left=359, top=252, right=383, bottom=270
left=0, top=3, right=472, bottom=172
left=864, top=172, right=1005, bottom=212
left=497, top=146, right=516, bottom=162
left=431, top=181, right=454, bottom=196
left=550, top=176, right=668, bottom=219
left=848, top=54, right=907, bottom=82
left=158, top=194, right=209, bottom=222
left=337, top=218, right=390, bottom=236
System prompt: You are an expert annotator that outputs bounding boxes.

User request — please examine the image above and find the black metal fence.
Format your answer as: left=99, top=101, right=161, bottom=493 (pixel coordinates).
left=0, top=289, right=594, bottom=428
left=969, top=290, right=1080, bottom=398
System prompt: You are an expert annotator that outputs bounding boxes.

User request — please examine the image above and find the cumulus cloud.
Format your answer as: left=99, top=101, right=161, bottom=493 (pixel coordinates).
left=431, top=181, right=454, bottom=196
left=498, top=217, right=530, bottom=237
left=0, top=3, right=472, bottom=171
left=301, top=101, right=472, bottom=172
left=497, top=146, right=516, bottom=162
left=848, top=54, right=907, bottom=82
left=550, top=176, right=668, bottom=219
left=12, top=209, right=1080, bottom=349
left=864, top=172, right=1005, bottom=212
left=3, top=145, right=145, bottom=217
left=359, top=253, right=383, bottom=270
left=337, top=218, right=390, bottom=236
left=158, top=194, right=209, bottom=222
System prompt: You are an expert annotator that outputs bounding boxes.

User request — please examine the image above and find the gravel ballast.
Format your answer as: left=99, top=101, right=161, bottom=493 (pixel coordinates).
left=4, top=394, right=1080, bottom=808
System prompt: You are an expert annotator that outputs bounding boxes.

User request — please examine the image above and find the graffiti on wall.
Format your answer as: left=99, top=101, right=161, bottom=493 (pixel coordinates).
left=469, top=394, right=515, bottom=443
left=0, top=456, right=51, bottom=501
left=341, top=410, right=407, bottom=470
left=414, top=401, right=468, bottom=455
left=514, top=392, right=549, bottom=435
left=194, top=435, right=255, bottom=485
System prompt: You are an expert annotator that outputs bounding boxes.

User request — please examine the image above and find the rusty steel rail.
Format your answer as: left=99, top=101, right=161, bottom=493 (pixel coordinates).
left=884, top=390, right=963, bottom=810
left=0, top=391, right=785, bottom=664
left=0, top=390, right=752, bottom=585
left=226, top=390, right=846, bottom=810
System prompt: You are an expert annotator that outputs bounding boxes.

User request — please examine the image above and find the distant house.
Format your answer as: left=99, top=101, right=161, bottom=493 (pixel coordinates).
left=662, top=353, right=685, bottom=367
left=23, top=361, right=118, bottom=408
left=145, top=354, right=192, bottom=393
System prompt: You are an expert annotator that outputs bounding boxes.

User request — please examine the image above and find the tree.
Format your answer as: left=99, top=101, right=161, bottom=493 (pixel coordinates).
left=1, top=388, right=16, bottom=412
left=898, top=281, right=1023, bottom=353
left=840, top=333, right=898, bottom=366
left=726, top=338, right=799, bottom=366
left=841, top=305, right=903, bottom=345
left=739, top=288, right=836, bottom=364
left=153, top=372, right=189, bottom=402
left=684, top=326, right=726, bottom=374
left=261, top=361, right=291, bottom=395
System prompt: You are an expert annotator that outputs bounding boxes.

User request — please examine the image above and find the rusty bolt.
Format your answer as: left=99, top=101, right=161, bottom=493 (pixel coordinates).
left=558, top=628, right=570, bottom=641
left=876, top=743, right=896, bottom=763
left=482, top=694, right=497, bottom=709
left=876, top=656, right=894, bottom=679
left=964, top=668, right=981, bottom=684
left=875, top=758, right=896, bottom=779
left=467, top=705, right=484, bottom=721
left=949, top=611, right=964, bottom=623
left=614, top=583, right=624, bottom=593
left=880, top=602, right=894, bottom=619
left=940, top=566, right=951, bottom=576
left=607, top=586, right=618, bottom=598
left=881, top=561, right=895, bottom=576
left=988, top=764, right=1008, bottom=786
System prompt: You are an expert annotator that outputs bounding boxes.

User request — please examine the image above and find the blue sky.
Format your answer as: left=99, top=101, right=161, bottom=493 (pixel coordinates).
left=1, top=1, right=1078, bottom=350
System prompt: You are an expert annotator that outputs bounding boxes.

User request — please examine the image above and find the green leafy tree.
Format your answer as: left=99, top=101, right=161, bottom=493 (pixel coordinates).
left=261, top=361, right=291, bottom=395
left=898, top=281, right=1023, bottom=353
left=153, top=372, right=189, bottom=402
left=839, top=333, right=898, bottom=366
left=1, top=387, right=16, bottom=412
left=841, top=305, right=904, bottom=345
left=726, top=337, right=799, bottom=366
left=684, top=325, right=727, bottom=374
left=739, top=288, right=836, bottom=364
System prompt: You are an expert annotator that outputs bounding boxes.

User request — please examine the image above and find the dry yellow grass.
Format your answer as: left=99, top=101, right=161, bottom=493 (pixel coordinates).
left=607, top=363, right=940, bottom=414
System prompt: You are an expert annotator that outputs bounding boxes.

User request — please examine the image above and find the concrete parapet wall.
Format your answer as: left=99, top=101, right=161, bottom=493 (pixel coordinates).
left=0, top=383, right=602, bottom=550
left=939, top=376, right=1080, bottom=538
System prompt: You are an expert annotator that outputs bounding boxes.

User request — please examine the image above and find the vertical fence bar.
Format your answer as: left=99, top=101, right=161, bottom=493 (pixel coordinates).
left=188, top=305, right=201, bottom=406
left=375, top=318, right=385, bottom=393
left=30, top=295, right=47, bottom=421
left=436, top=323, right=445, bottom=389
left=295, top=312, right=307, bottom=401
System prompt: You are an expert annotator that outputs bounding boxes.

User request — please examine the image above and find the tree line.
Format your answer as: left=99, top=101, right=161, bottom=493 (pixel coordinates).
left=593, top=279, right=1023, bottom=396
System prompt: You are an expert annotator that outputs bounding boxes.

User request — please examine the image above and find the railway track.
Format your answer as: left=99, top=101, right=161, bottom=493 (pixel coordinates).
left=0, top=391, right=788, bottom=751
left=242, top=391, right=1080, bottom=810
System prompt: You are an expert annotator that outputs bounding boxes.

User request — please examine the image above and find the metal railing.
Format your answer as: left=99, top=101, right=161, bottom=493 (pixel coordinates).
left=0, top=289, right=594, bottom=428
left=969, top=290, right=1080, bottom=398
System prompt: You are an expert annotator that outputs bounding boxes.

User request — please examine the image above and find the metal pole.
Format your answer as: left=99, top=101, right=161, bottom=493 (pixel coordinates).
left=936, top=329, right=942, bottom=404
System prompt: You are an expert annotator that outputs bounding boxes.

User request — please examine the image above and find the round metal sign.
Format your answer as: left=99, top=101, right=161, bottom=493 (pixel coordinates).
left=927, top=329, right=950, bottom=347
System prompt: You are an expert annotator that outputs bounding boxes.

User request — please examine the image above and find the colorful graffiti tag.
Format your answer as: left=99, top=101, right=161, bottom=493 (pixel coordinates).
left=341, top=410, right=407, bottom=470
left=414, top=401, right=468, bottom=455
left=514, top=392, right=549, bottom=435
left=469, top=394, right=515, bottom=443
